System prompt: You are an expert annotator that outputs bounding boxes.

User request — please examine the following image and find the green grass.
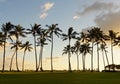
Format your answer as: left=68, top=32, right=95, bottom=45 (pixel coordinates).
left=0, top=72, right=120, bottom=84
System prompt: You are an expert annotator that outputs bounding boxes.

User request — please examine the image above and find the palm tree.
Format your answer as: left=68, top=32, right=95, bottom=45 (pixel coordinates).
left=20, top=41, right=32, bottom=71
left=10, top=24, right=26, bottom=71
left=10, top=41, right=22, bottom=71
left=100, top=43, right=109, bottom=70
left=46, top=24, right=62, bottom=72
left=72, top=41, right=81, bottom=70
left=1, top=22, right=14, bottom=72
left=93, top=27, right=105, bottom=72
left=87, top=28, right=96, bottom=72
left=108, top=30, right=118, bottom=71
left=37, top=30, right=48, bottom=71
left=80, top=43, right=91, bottom=71
left=27, top=23, right=41, bottom=72
left=62, top=27, right=77, bottom=72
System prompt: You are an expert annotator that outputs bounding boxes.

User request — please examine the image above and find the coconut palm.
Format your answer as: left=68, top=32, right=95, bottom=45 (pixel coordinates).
left=1, top=22, right=14, bottom=72
left=62, top=27, right=78, bottom=72
left=20, top=41, right=32, bottom=71
left=100, top=43, right=109, bottom=70
left=87, top=28, right=96, bottom=71
left=108, top=30, right=118, bottom=71
left=37, top=30, right=48, bottom=71
left=27, top=23, right=41, bottom=71
left=10, top=41, right=22, bottom=71
left=10, top=24, right=26, bottom=71
left=72, top=41, right=81, bottom=70
left=80, top=43, right=91, bottom=71
left=46, top=24, right=62, bottom=72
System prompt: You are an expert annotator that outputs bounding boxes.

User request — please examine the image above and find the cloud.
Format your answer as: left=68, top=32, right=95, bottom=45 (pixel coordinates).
left=94, top=11, right=120, bottom=33
left=40, top=2, right=54, bottom=19
left=73, top=15, right=80, bottom=20
left=40, top=12, right=48, bottom=19
left=73, top=1, right=117, bottom=19
left=42, top=2, right=54, bottom=12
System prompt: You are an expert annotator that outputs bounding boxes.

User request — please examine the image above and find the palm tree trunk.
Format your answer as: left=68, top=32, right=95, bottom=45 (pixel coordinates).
left=22, top=51, right=26, bottom=71
left=102, top=50, right=105, bottom=70
left=97, top=43, right=99, bottom=72
left=10, top=50, right=16, bottom=71
left=37, top=46, right=41, bottom=71
left=68, top=38, right=71, bottom=72
left=51, top=33, right=53, bottom=72
left=104, top=50, right=110, bottom=70
left=82, top=54, right=85, bottom=71
left=16, top=47, right=19, bottom=72
left=91, top=41, right=94, bottom=72
left=34, top=36, right=38, bottom=72
left=2, top=41, right=6, bottom=72
left=111, top=39, right=115, bottom=71
left=76, top=52, right=79, bottom=71
left=40, top=46, right=43, bottom=72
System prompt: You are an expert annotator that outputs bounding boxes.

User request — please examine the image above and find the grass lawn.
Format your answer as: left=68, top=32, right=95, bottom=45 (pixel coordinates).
left=0, top=71, right=120, bottom=84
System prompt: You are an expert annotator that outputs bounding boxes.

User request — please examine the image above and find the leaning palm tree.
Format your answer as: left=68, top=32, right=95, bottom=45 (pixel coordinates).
left=20, top=41, right=32, bottom=71
left=10, top=24, right=26, bottom=71
left=62, top=27, right=78, bottom=72
left=80, top=43, right=91, bottom=71
left=1, top=22, right=14, bottom=72
left=46, top=24, right=62, bottom=72
left=108, top=30, right=118, bottom=71
left=10, top=40, right=22, bottom=71
left=100, top=43, right=110, bottom=70
left=27, top=23, right=41, bottom=72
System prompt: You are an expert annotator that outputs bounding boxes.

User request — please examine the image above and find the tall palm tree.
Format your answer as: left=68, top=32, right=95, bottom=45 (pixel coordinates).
left=62, top=27, right=77, bottom=72
left=10, top=41, right=22, bottom=71
left=27, top=23, right=41, bottom=72
left=108, top=30, right=118, bottom=71
left=37, top=30, right=48, bottom=71
left=20, top=41, right=32, bottom=71
left=10, top=24, right=26, bottom=71
left=87, top=28, right=96, bottom=72
left=80, top=43, right=91, bottom=71
left=87, top=27, right=105, bottom=72
left=46, top=24, right=62, bottom=72
left=1, top=22, right=14, bottom=72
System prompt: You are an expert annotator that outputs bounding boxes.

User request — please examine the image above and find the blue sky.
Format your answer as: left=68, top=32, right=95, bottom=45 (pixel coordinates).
left=0, top=0, right=120, bottom=71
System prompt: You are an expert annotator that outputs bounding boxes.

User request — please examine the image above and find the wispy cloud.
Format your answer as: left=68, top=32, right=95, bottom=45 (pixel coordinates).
left=42, top=2, right=54, bottom=12
left=73, top=1, right=117, bottom=20
left=40, top=2, right=54, bottom=19
left=95, top=11, right=120, bottom=33
left=40, top=12, right=48, bottom=19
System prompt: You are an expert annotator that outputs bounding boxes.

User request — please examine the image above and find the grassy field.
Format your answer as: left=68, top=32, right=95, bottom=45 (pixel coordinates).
left=0, top=72, right=120, bottom=84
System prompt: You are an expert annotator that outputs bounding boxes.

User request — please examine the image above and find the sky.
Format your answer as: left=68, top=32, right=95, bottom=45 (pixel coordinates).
left=0, top=0, right=120, bottom=71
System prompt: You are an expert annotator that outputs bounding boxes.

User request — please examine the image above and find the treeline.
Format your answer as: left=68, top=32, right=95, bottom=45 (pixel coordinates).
left=0, top=22, right=120, bottom=72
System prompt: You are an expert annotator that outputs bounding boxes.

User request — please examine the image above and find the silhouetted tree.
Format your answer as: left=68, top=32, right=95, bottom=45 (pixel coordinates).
left=27, top=23, right=41, bottom=72
left=80, top=43, right=91, bottom=71
left=46, top=24, right=62, bottom=72
left=62, top=27, right=77, bottom=72
left=1, top=22, right=14, bottom=72
left=10, top=25, right=26, bottom=71
left=20, top=41, right=32, bottom=71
